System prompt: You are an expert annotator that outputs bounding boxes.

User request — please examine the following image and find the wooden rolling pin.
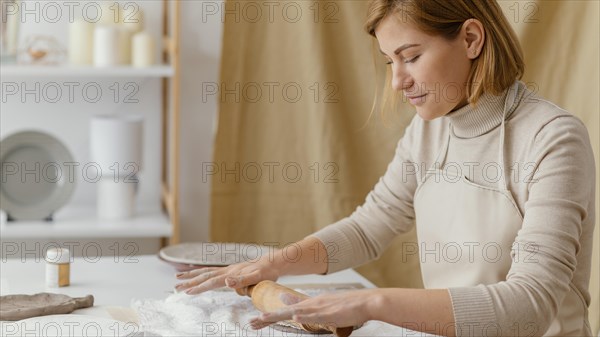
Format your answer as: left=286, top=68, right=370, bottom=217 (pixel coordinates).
left=236, top=280, right=354, bottom=337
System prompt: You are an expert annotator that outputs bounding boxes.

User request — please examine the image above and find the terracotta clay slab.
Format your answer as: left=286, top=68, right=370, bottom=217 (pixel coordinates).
left=0, top=293, right=94, bottom=321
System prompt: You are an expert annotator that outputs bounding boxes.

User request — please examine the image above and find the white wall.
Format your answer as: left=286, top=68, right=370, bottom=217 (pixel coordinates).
left=1, top=0, right=223, bottom=251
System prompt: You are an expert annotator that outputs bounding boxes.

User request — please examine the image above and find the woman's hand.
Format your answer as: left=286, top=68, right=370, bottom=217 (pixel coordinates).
left=249, top=289, right=381, bottom=330
left=175, top=255, right=280, bottom=294
left=174, top=237, right=330, bottom=295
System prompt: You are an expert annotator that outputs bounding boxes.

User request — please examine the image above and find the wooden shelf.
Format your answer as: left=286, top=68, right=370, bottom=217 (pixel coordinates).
left=0, top=0, right=181, bottom=246
left=0, top=64, right=174, bottom=78
left=0, top=205, right=172, bottom=239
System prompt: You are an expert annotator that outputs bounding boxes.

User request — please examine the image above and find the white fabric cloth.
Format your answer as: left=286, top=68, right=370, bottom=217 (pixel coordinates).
left=132, top=289, right=437, bottom=337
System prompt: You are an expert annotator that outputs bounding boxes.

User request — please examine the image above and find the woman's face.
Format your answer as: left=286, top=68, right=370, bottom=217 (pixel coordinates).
left=375, top=15, right=476, bottom=120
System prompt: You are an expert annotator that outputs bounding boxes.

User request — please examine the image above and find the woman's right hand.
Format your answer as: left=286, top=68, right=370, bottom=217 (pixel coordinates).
left=174, top=237, right=330, bottom=295
left=174, top=254, right=281, bottom=295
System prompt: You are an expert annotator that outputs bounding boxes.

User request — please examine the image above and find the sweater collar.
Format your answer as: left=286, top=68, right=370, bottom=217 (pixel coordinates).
left=444, top=82, right=520, bottom=138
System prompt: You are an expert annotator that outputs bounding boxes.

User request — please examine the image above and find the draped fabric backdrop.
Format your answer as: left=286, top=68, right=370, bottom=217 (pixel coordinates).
left=211, top=1, right=599, bottom=332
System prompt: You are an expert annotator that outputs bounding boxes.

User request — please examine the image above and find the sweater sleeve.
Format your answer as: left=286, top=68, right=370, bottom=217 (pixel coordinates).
left=308, top=116, right=420, bottom=274
left=448, top=116, right=596, bottom=337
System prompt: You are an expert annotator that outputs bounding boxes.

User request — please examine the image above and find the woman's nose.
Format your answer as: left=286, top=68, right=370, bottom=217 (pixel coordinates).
left=391, top=67, right=412, bottom=92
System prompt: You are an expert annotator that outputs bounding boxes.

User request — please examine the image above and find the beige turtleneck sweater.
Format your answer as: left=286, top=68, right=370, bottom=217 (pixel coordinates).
left=309, top=81, right=596, bottom=337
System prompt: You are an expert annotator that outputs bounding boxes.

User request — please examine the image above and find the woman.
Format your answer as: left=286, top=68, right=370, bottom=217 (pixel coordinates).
left=176, top=1, right=596, bottom=336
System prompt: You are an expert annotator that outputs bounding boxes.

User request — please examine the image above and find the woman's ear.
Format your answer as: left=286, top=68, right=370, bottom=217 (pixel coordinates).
left=462, top=18, right=485, bottom=59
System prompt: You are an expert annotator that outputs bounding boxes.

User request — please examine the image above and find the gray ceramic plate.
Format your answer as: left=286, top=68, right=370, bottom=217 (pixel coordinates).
left=159, top=242, right=272, bottom=266
left=0, top=131, right=76, bottom=221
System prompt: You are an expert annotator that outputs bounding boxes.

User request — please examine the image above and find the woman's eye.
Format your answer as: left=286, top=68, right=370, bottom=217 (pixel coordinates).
left=385, top=60, right=393, bottom=65
left=404, top=55, right=420, bottom=63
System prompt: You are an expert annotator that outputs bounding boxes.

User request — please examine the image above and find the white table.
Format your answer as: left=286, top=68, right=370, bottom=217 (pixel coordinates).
left=0, top=255, right=376, bottom=306
left=1, top=255, right=436, bottom=337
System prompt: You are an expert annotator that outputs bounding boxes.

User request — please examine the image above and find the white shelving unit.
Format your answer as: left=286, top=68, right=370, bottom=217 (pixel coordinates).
left=0, top=206, right=171, bottom=238
left=0, top=0, right=181, bottom=246
left=0, top=64, right=174, bottom=78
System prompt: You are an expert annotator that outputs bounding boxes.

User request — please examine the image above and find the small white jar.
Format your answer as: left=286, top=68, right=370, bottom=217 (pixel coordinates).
left=45, top=248, right=70, bottom=287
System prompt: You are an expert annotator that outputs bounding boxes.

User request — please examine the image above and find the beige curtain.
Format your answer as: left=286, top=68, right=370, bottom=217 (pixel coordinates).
left=212, top=0, right=599, bottom=332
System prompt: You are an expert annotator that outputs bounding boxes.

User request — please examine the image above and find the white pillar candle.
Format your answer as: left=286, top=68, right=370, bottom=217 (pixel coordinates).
left=118, top=28, right=133, bottom=65
left=97, top=177, right=137, bottom=220
left=69, top=19, right=94, bottom=65
left=121, top=7, right=144, bottom=33
left=90, top=115, right=143, bottom=173
left=131, top=31, right=155, bottom=67
left=93, top=25, right=120, bottom=66
left=98, top=2, right=122, bottom=26
left=4, top=1, right=20, bottom=58
left=91, top=115, right=143, bottom=220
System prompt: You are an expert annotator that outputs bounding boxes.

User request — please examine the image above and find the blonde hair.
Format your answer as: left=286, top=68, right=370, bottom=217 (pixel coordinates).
left=365, top=0, right=524, bottom=116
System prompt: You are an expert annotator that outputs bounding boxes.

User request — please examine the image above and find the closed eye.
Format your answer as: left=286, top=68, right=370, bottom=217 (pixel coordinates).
left=404, top=55, right=420, bottom=63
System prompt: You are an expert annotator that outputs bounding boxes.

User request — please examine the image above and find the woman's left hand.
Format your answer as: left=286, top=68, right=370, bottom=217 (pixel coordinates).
left=249, top=289, right=381, bottom=330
